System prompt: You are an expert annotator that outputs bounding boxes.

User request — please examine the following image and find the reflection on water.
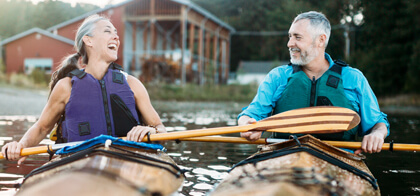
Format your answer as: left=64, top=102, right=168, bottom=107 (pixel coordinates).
left=0, top=102, right=419, bottom=195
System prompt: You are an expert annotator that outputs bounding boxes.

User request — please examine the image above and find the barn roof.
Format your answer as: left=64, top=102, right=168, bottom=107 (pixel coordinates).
left=171, top=0, right=235, bottom=32
left=46, top=0, right=235, bottom=32
left=46, top=1, right=131, bottom=32
left=0, top=27, right=74, bottom=46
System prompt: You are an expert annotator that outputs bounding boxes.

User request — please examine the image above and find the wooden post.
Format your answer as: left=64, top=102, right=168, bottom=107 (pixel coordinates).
left=150, top=0, right=156, bottom=53
left=224, top=39, right=230, bottom=84
left=181, top=6, right=190, bottom=85
left=151, top=22, right=157, bottom=52
left=205, top=31, right=211, bottom=83
left=143, top=22, right=149, bottom=53
left=198, top=18, right=208, bottom=85
left=219, top=38, right=224, bottom=84
left=189, top=23, right=195, bottom=65
left=198, top=25, right=203, bottom=85
left=212, top=34, right=218, bottom=84
left=131, top=22, right=136, bottom=72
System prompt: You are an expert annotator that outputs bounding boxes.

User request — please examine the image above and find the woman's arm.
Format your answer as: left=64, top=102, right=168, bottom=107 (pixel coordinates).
left=126, top=75, right=166, bottom=142
left=1, top=78, right=71, bottom=163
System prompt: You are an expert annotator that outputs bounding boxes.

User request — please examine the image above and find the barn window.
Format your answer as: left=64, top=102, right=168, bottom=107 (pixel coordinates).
left=24, top=58, right=53, bottom=74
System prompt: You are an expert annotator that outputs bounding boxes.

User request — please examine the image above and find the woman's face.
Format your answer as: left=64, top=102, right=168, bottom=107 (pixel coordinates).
left=88, top=20, right=120, bottom=63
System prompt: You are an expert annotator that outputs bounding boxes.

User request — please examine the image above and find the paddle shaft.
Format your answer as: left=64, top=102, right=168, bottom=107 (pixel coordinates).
left=0, top=106, right=360, bottom=159
left=0, top=141, right=84, bottom=159
left=0, top=125, right=254, bottom=159
left=0, top=145, right=51, bottom=159
left=179, top=136, right=420, bottom=152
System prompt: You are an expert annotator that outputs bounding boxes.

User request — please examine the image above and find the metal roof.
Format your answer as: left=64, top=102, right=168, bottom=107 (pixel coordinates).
left=171, top=0, right=235, bottom=32
left=46, top=0, right=235, bottom=32
left=0, top=27, right=74, bottom=46
left=46, top=0, right=134, bottom=31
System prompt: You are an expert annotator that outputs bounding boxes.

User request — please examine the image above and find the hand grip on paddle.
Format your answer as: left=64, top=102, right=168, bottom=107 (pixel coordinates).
left=139, top=106, right=360, bottom=142
left=178, top=136, right=420, bottom=152
left=0, top=106, right=359, bottom=159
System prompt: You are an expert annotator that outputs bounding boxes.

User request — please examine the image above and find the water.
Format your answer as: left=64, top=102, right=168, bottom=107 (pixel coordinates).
left=0, top=100, right=419, bottom=195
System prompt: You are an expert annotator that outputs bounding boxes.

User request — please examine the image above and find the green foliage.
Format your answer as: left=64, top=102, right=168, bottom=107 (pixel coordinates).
left=8, top=73, right=34, bottom=87
left=353, top=0, right=416, bottom=95
left=0, top=0, right=418, bottom=97
left=192, top=0, right=363, bottom=71
left=0, top=0, right=98, bottom=39
left=29, top=69, right=50, bottom=86
left=7, top=70, right=50, bottom=88
left=145, top=83, right=258, bottom=102
left=0, top=59, right=6, bottom=83
left=193, top=0, right=419, bottom=96
left=406, top=40, right=420, bottom=93
left=405, top=1, right=420, bottom=93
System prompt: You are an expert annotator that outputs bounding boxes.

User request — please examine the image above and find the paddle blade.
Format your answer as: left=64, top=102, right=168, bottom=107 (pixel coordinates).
left=255, top=106, right=360, bottom=134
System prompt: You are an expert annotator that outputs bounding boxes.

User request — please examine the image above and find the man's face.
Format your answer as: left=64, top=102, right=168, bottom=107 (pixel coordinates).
left=287, top=19, right=319, bottom=65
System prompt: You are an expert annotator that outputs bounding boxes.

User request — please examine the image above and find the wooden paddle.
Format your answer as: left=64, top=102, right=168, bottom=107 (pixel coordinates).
left=143, top=106, right=360, bottom=141
left=178, top=136, right=420, bottom=152
left=0, top=106, right=359, bottom=159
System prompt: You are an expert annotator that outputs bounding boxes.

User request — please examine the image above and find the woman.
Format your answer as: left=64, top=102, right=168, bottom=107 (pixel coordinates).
left=1, top=15, right=166, bottom=164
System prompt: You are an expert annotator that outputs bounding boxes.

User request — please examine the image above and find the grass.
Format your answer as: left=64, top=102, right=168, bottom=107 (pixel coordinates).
left=144, top=83, right=258, bottom=102
left=0, top=62, right=419, bottom=105
left=378, top=94, right=420, bottom=107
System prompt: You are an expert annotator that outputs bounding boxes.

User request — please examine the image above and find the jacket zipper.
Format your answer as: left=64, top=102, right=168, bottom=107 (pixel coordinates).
left=99, top=80, right=113, bottom=135
left=310, top=76, right=317, bottom=106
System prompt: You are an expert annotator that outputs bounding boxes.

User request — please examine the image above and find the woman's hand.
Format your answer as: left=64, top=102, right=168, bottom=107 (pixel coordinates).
left=1, top=141, right=27, bottom=165
left=126, top=125, right=158, bottom=142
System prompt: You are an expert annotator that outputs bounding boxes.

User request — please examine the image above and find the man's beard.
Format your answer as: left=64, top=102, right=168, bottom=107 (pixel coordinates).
left=289, top=44, right=318, bottom=66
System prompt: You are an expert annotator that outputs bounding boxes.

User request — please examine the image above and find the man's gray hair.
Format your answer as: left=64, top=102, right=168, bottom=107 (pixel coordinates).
left=293, top=11, right=331, bottom=47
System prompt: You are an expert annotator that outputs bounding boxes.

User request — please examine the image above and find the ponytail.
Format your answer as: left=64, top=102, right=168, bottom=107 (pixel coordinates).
left=49, top=15, right=108, bottom=97
left=49, top=53, right=80, bottom=98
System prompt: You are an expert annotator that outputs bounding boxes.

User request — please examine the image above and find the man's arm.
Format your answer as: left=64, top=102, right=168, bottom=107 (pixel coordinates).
left=344, top=67, right=390, bottom=154
left=238, top=115, right=262, bottom=141
left=355, top=122, right=387, bottom=154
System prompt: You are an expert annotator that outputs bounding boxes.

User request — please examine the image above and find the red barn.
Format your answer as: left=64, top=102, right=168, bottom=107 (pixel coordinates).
left=1, top=28, right=74, bottom=74
left=1, top=0, right=235, bottom=84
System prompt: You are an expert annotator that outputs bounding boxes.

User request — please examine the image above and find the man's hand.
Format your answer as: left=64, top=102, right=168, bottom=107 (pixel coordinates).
left=355, top=123, right=387, bottom=154
left=238, top=115, right=262, bottom=141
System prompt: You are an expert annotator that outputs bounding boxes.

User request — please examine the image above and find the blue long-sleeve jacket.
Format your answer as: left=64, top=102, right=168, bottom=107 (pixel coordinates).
left=238, top=53, right=390, bottom=136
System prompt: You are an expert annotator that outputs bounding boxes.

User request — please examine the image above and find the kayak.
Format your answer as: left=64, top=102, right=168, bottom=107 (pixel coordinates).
left=16, top=136, right=184, bottom=196
left=210, top=135, right=380, bottom=196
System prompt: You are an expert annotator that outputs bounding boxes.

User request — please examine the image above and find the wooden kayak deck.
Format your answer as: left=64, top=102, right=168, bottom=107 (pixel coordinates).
left=210, top=135, right=380, bottom=196
left=17, top=145, right=184, bottom=196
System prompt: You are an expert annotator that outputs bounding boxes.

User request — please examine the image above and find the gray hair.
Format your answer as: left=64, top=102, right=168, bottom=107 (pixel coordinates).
left=293, top=11, right=331, bottom=47
left=50, top=15, right=109, bottom=93
left=75, top=14, right=109, bottom=64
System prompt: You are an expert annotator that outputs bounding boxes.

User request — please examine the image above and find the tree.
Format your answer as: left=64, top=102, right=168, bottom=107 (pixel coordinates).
left=192, top=0, right=361, bottom=71
left=405, top=1, right=420, bottom=93
left=354, top=0, right=414, bottom=95
left=0, top=1, right=98, bottom=39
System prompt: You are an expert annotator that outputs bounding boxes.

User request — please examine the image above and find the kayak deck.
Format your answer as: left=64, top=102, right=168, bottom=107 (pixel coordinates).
left=210, top=135, right=380, bottom=196
left=17, top=144, right=184, bottom=196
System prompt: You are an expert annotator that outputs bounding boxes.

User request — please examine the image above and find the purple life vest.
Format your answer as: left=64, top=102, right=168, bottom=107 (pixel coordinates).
left=62, top=63, right=140, bottom=142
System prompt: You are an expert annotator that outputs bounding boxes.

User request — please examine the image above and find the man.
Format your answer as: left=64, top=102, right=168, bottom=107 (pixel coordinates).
left=238, top=11, right=389, bottom=154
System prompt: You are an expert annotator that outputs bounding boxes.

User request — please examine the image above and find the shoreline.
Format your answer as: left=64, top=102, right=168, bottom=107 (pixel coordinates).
left=380, top=105, right=420, bottom=116
left=0, top=84, right=419, bottom=116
